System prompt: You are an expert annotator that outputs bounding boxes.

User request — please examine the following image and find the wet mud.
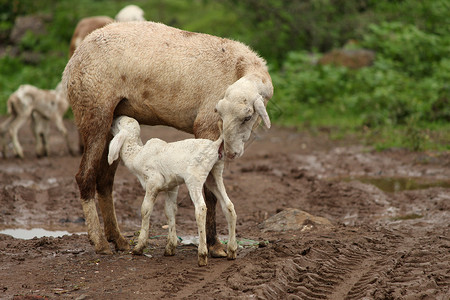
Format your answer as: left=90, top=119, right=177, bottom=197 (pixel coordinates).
left=0, top=119, right=449, bottom=299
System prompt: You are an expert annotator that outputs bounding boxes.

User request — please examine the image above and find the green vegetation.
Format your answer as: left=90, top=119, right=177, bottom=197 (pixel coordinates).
left=0, top=0, right=448, bottom=150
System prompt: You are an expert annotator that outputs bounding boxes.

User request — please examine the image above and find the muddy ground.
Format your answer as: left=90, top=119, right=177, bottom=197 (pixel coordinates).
left=0, top=119, right=449, bottom=299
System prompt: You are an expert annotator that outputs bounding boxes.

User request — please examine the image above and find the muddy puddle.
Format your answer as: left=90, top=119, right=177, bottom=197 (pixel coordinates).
left=340, top=176, right=450, bottom=192
left=0, top=228, right=76, bottom=239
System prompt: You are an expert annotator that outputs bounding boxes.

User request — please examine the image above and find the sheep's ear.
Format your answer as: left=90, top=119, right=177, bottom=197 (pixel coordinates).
left=254, top=96, right=271, bottom=129
left=108, top=131, right=126, bottom=165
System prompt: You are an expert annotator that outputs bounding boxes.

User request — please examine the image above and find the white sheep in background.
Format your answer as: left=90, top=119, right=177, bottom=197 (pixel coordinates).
left=0, top=83, right=74, bottom=158
left=108, top=116, right=237, bottom=266
left=62, top=21, right=272, bottom=256
left=115, top=5, right=145, bottom=22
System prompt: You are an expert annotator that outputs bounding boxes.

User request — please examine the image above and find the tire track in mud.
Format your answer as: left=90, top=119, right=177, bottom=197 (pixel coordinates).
left=161, top=258, right=238, bottom=299
left=191, top=226, right=449, bottom=299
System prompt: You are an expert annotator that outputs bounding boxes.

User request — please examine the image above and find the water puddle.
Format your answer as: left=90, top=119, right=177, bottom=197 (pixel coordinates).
left=0, top=228, right=80, bottom=239
left=342, top=177, right=450, bottom=193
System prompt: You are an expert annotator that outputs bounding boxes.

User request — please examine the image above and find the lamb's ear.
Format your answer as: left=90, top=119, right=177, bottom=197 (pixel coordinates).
left=108, top=131, right=127, bottom=165
left=254, top=95, right=271, bottom=129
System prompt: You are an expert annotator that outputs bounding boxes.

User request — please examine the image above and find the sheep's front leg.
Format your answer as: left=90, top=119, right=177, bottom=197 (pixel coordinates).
left=205, top=162, right=237, bottom=260
left=186, top=182, right=208, bottom=266
left=164, top=186, right=179, bottom=256
left=133, top=187, right=158, bottom=255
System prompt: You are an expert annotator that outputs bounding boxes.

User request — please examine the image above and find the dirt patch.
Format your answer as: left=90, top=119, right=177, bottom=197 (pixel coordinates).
left=0, top=119, right=449, bottom=299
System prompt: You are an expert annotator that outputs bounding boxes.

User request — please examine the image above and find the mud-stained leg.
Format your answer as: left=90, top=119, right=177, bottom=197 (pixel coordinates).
left=164, top=186, right=179, bottom=256
left=187, top=182, right=208, bottom=266
left=133, top=185, right=159, bottom=255
left=96, top=137, right=129, bottom=252
left=205, top=162, right=237, bottom=260
left=204, top=186, right=227, bottom=258
left=75, top=120, right=115, bottom=254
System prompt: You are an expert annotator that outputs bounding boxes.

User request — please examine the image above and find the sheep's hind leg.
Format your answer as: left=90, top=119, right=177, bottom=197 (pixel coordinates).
left=204, top=187, right=227, bottom=258
left=164, top=186, right=179, bottom=256
left=76, top=150, right=111, bottom=254
left=96, top=141, right=130, bottom=252
left=133, top=187, right=159, bottom=255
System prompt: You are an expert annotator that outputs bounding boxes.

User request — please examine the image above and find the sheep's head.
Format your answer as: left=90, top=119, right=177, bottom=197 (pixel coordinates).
left=215, top=77, right=271, bottom=160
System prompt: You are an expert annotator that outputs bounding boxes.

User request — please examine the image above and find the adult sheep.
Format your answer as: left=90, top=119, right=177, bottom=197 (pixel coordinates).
left=62, top=21, right=273, bottom=256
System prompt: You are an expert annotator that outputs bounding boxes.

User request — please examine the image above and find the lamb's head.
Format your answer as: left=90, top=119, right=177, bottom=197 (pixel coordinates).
left=108, top=116, right=141, bottom=165
left=215, top=77, right=271, bottom=160
left=111, top=115, right=140, bottom=135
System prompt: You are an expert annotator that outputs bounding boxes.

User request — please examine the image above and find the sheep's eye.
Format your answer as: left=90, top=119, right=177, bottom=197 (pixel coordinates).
left=242, top=116, right=252, bottom=124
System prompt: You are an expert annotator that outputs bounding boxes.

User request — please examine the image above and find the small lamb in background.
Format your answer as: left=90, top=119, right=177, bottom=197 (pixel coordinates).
left=114, top=4, right=145, bottom=22
left=0, top=82, right=74, bottom=158
left=108, top=116, right=237, bottom=266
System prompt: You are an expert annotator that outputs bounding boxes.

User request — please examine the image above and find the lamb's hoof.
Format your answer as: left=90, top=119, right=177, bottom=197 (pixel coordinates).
left=209, top=243, right=227, bottom=258
left=132, top=246, right=144, bottom=255
left=114, top=236, right=130, bottom=252
left=164, top=246, right=176, bottom=256
left=198, top=254, right=208, bottom=267
left=227, top=249, right=237, bottom=260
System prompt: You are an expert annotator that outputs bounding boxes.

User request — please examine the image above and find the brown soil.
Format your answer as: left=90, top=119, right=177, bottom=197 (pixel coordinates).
left=1, top=119, right=449, bottom=299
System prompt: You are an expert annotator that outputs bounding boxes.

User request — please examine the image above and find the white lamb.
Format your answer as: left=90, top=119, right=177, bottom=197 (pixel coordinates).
left=0, top=83, right=74, bottom=158
left=108, top=116, right=237, bottom=266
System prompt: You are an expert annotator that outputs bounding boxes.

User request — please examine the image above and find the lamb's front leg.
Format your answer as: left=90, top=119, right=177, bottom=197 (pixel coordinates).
left=186, top=182, right=208, bottom=266
left=164, top=186, right=179, bottom=256
left=206, top=162, right=237, bottom=260
left=133, top=187, right=158, bottom=255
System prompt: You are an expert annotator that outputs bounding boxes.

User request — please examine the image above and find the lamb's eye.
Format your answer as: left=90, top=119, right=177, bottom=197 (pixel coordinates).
left=242, top=116, right=252, bottom=124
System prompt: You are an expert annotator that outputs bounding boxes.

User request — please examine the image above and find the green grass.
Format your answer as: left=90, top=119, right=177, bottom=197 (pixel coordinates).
left=0, top=0, right=449, bottom=152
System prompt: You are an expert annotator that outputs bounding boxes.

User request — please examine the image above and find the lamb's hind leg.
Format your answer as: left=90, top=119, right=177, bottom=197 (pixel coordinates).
left=96, top=136, right=129, bottom=252
left=164, top=186, right=179, bottom=256
left=186, top=181, right=208, bottom=266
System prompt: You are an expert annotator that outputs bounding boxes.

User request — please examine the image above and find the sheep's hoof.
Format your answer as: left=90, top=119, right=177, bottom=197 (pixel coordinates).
left=114, top=236, right=131, bottom=252
left=209, top=243, right=227, bottom=258
left=198, top=254, right=208, bottom=267
left=95, top=243, right=113, bottom=255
